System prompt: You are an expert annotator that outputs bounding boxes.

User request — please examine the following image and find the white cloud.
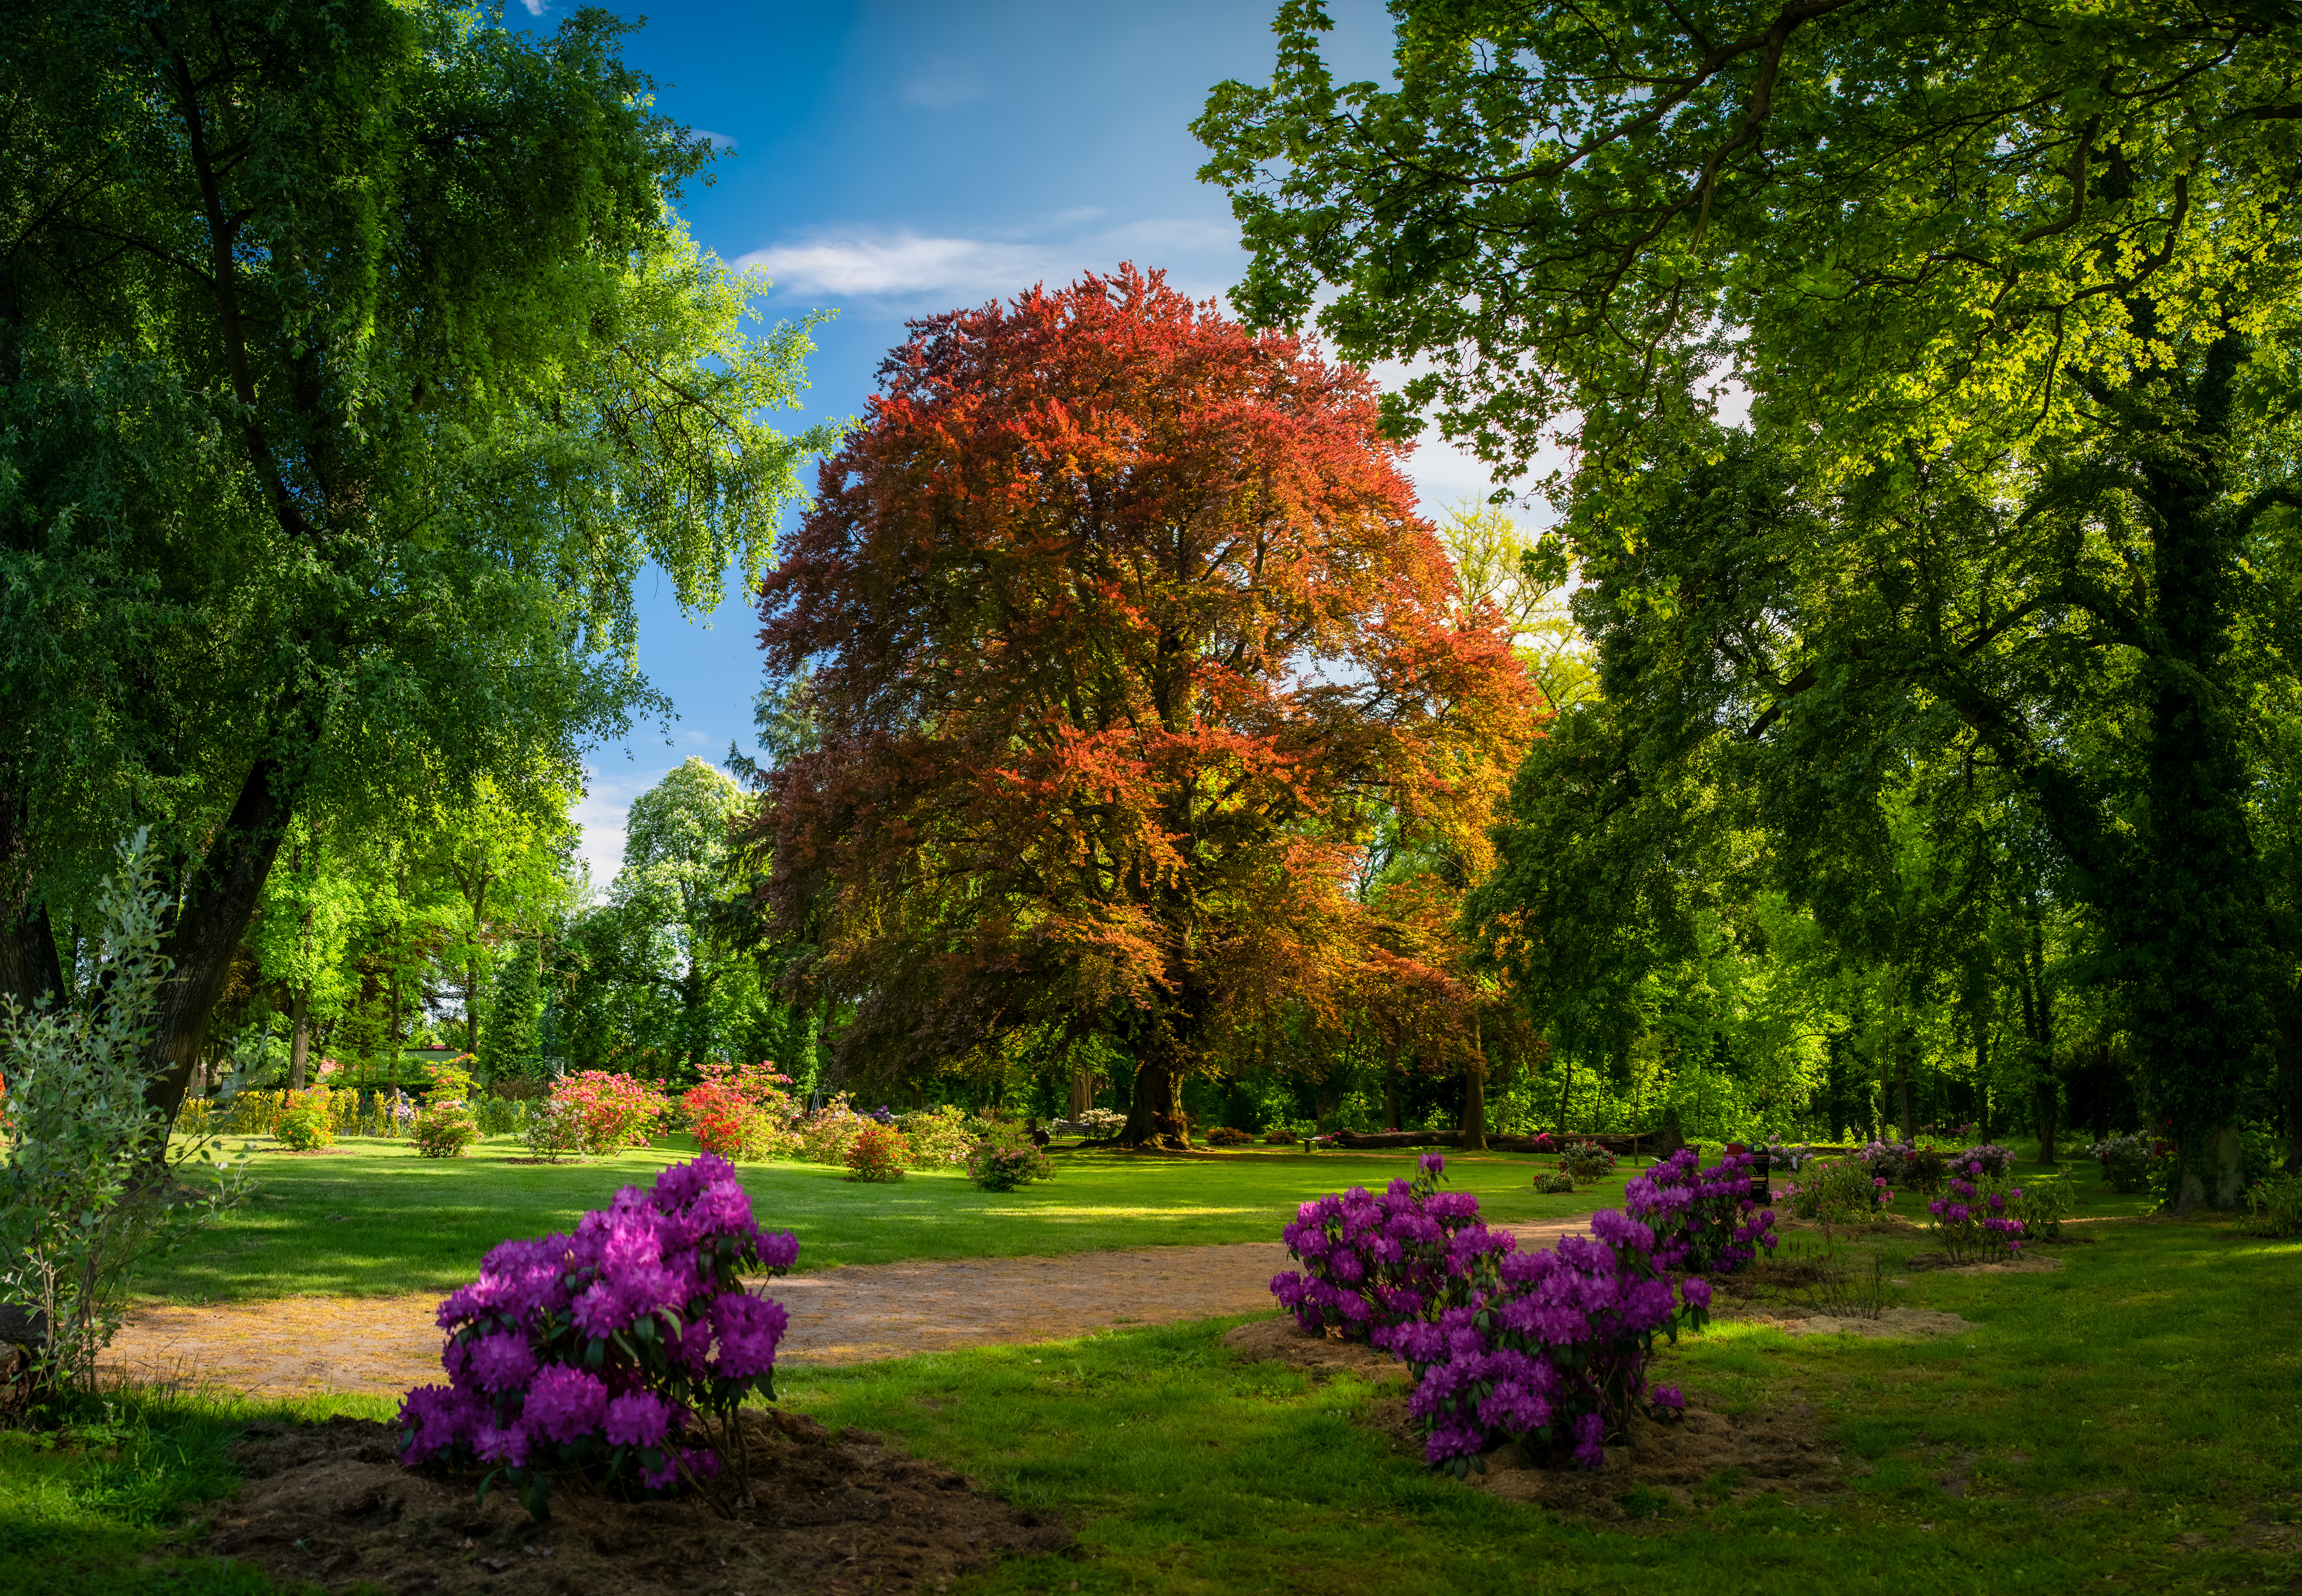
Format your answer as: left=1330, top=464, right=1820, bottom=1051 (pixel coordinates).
left=518, top=0, right=545, bottom=14
left=736, top=218, right=1238, bottom=307
left=901, top=57, right=988, bottom=110
left=569, top=764, right=667, bottom=892
left=693, top=128, right=738, bottom=152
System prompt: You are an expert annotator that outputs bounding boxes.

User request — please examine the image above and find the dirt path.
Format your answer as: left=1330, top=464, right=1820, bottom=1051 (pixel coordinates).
left=105, top=1220, right=1593, bottom=1400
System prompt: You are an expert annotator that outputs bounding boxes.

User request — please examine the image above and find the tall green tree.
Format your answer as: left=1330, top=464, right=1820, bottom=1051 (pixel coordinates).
left=611, top=757, right=766, bottom=1077
left=1201, top=0, right=2302, bottom=1204
left=0, top=0, right=832, bottom=1129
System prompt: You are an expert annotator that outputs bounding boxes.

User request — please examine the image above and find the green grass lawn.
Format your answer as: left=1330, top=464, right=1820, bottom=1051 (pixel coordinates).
left=141, top=1136, right=1640, bottom=1303
left=20, top=1206, right=2296, bottom=1596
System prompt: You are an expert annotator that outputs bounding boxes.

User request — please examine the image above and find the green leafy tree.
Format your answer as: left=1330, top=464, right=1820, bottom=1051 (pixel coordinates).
left=1201, top=0, right=2302, bottom=1206
left=0, top=0, right=833, bottom=1136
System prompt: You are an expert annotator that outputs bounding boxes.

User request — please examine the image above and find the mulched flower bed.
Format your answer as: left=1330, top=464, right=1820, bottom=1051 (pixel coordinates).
left=201, top=1409, right=1073, bottom=1595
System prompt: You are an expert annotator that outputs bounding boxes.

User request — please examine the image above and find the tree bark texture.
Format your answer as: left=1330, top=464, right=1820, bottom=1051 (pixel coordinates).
left=1457, top=1013, right=1487, bottom=1152
left=288, top=985, right=311, bottom=1092
left=138, top=756, right=297, bottom=1141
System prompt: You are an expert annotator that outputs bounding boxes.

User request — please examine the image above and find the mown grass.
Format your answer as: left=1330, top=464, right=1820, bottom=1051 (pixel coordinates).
left=22, top=1171, right=2292, bottom=1594
left=140, top=1136, right=1633, bottom=1303
left=777, top=1211, right=2300, bottom=1594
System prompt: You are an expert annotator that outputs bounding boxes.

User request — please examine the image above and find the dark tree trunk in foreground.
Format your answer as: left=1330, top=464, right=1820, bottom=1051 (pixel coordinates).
left=139, top=756, right=297, bottom=1146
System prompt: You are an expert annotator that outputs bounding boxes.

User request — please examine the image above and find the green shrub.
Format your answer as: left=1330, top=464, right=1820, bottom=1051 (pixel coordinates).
left=2009, top=1171, right=2073, bottom=1240
left=1206, top=1126, right=1253, bottom=1147
left=1533, top=1169, right=1575, bottom=1194
left=1560, top=1140, right=1616, bottom=1180
left=1783, top=1156, right=1893, bottom=1223
left=2089, top=1135, right=2160, bottom=1194
left=794, top=1095, right=871, bottom=1165
left=275, top=1102, right=335, bottom=1151
left=1263, top=1127, right=1298, bottom=1145
left=895, top=1104, right=974, bottom=1168
left=471, top=1096, right=528, bottom=1138
left=844, top=1124, right=909, bottom=1182
left=967, top=1125, right=1054, bottom=1191
left=2246, top=1170, right=2302, bottom=1237
left=0, top=832, right=245, bottom=1398
left=411, top=1101, right=481, bottom=1159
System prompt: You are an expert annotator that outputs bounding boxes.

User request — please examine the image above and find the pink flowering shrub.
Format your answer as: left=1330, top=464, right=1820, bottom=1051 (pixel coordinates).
left=549, top=1071, right=670, bottom=1155
left=396, top=1153, right=798, bottom=1519
left=1927, top=1159, right=2025, bottom=1260
left=1623, top=1149, right=1777, bottom=1275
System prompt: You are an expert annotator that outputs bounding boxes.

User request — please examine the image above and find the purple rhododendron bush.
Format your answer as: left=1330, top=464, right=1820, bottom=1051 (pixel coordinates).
left=398, top=1153, right=799, bottom=1519
left=1271, top=1152, right=1775, bottom=1478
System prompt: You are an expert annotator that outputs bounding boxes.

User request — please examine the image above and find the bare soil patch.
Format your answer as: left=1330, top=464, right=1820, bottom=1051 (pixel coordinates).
left=204, top=1410, right=1072, bottom=1596
left=1218, top=1316, right=1406, bottom=1380
left=1905, top=1252, right=2064, bottom=1275
left=1713, top=1306, right=1976, bottom=1339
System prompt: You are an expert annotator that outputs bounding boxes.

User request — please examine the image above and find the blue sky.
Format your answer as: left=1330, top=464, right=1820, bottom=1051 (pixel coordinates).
left=557, top=0, right=1520, bottom=883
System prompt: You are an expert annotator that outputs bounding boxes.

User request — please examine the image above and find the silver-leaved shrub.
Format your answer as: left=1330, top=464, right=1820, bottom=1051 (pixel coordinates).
left=0, top=832, right=246, bottom=1399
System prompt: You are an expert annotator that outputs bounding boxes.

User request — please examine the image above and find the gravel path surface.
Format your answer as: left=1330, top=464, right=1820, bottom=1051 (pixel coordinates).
left=106, top=1220, right=1595, bottom=1398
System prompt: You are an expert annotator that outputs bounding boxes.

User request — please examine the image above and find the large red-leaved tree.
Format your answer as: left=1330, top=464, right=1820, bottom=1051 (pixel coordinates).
left=748, top=267, right=1533, bottom=1146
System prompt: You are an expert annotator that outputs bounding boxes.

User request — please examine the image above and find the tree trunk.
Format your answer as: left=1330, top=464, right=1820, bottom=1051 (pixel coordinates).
left=138, top=755, right=299, bottom=1144
left=1119, top=1052, right=1185, bottom=1148
left=288, top=984, right=311, bottom=1091
left=2034, top=1078, right=2057, bottom=1165
left=1457, top=1013, right=1487, bottom=1152
left=465, top=951, right=483, bottom=1054
left=1384, top=1045, right=1403, bottom=1131
left=1556, top=1056, right=1575, bottom=1137
left=1067, top=1064, right=1093, bottom=1120
left=2125, top=334, right=2267, bottom=1209
left=1894, top=1028, right=1916, bottom=1144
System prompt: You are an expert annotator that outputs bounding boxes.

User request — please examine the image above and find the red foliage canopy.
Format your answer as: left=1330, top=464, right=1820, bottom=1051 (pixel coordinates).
left=747, top=266, right=1535, bottom=1143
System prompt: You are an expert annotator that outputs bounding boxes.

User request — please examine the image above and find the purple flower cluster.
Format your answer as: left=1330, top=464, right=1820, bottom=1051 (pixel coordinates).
left=1926, top=1160, right=2025, bottom=1260
left=1952, top=1142, right=2017, bottom=1178
left=1270, top=1152, right=1776, bottom=1478
left=1270, top=1153, right=1513, bottom=1339
left=1623, top=1149, right=1777, bottom=1275
left=398, top=1153, right=798, bottom=1516
left=1381, top=1208, right=1707, bottom=1473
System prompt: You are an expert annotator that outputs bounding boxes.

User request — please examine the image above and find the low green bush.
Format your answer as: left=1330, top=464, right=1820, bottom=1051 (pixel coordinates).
left=2245, top=1169, right=2302, bottom=1237
left=1783, top=1156, right=1892, bottom=1223
left=1206, top=1126, right=1253, bottom=1147
left=1263, top=1127, right=1298, bottom=1145
left=410, top=1101, right=480, bottom=1159
left=2009, top=1170, right=2074, bottom=1240
left=1533, top=1169, right=1574, bottom=1194
left=895, top=1104, right=973, bottom=1168
left=1559, top=1140, right=1616, bottom=1180
left=2089, top=1134, right=2160, bottom=1193
left=967, top=1124, right=1055, bottom=1190
left=275, top=1103, right=335, bottom=1151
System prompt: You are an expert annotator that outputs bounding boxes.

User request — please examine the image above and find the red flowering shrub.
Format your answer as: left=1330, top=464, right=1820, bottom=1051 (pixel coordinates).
left=844, top=1125, right=908, bottom=1182
left=679, top=1063, right=797, bottom=1163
